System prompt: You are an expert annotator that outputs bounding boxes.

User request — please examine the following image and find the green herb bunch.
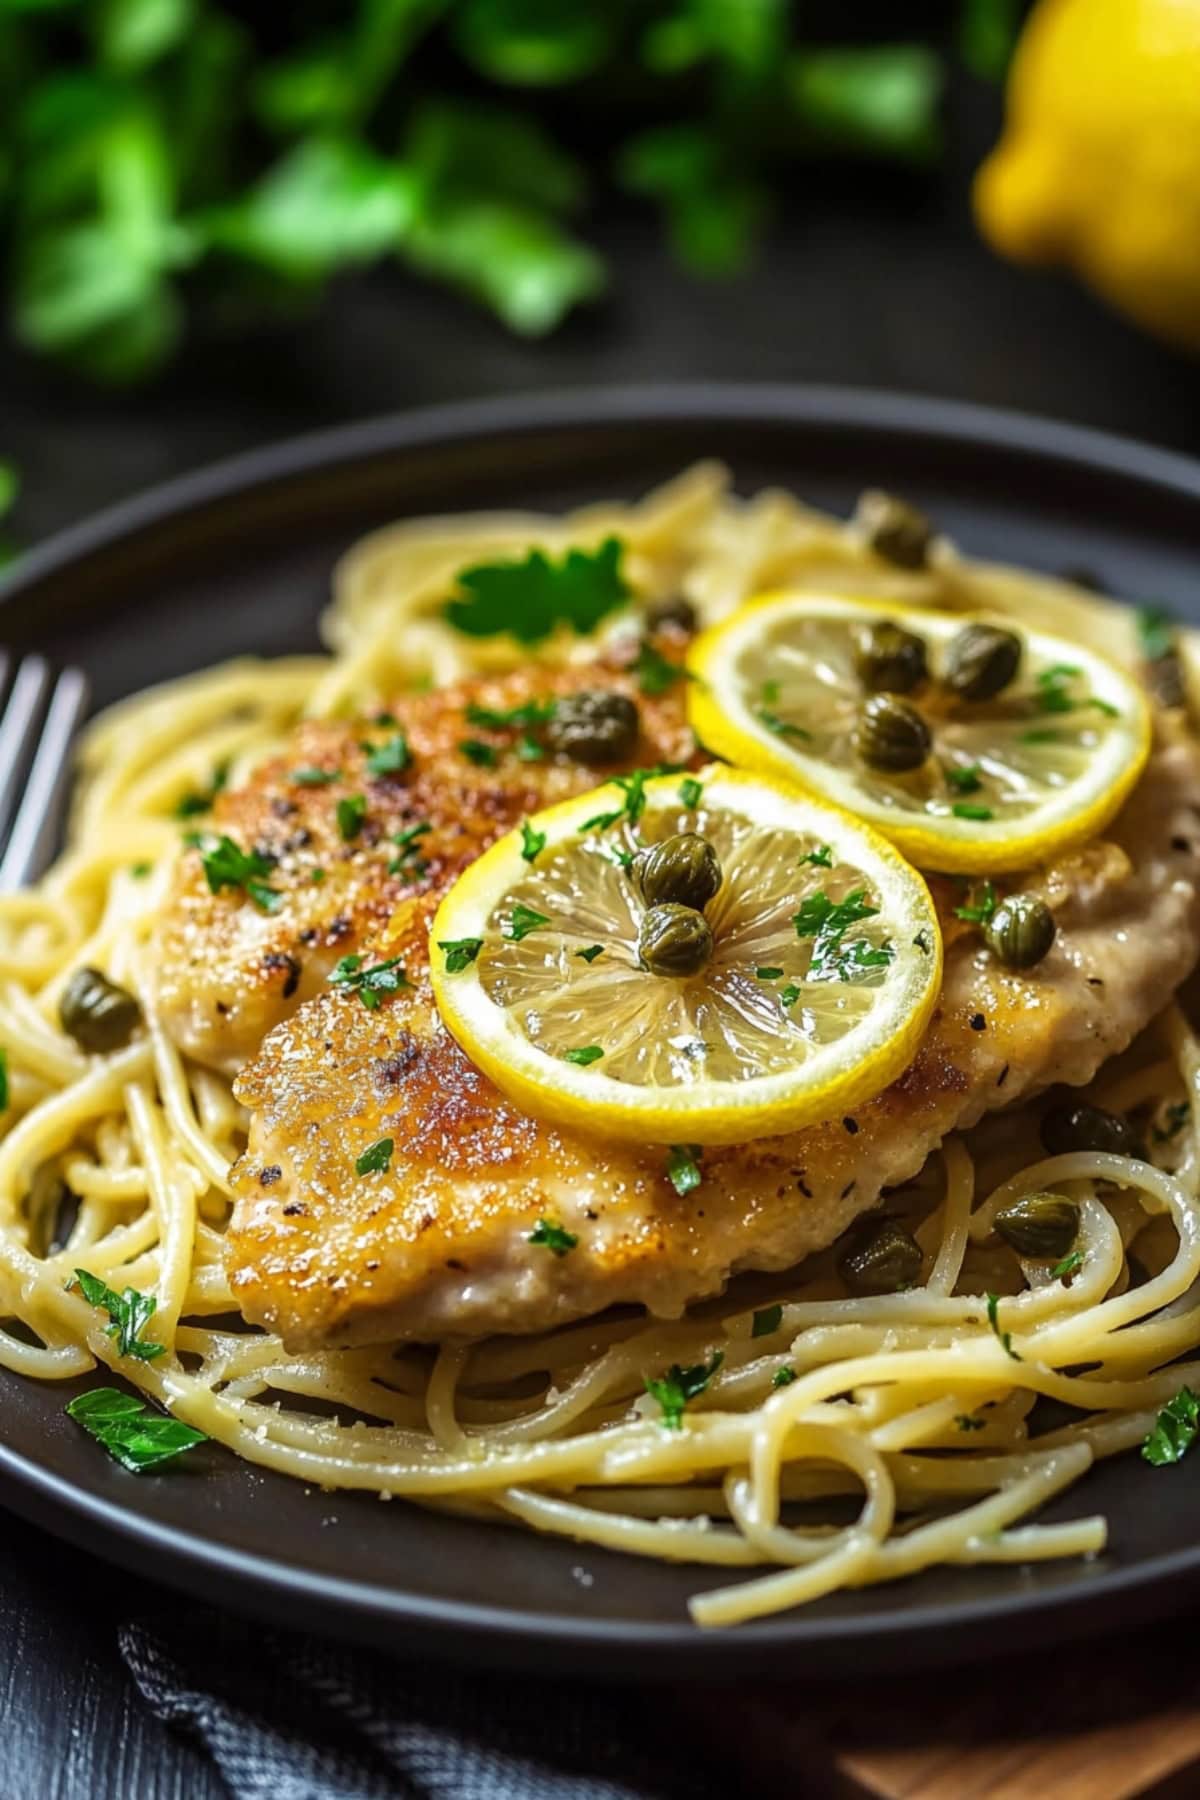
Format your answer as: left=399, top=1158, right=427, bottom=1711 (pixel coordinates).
left=0, top=0, right=1017, bottom=383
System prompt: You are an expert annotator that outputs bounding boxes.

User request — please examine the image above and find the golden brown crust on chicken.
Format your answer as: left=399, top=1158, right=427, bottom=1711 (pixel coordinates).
left=224, top=734, right=1200, bottom=1350
left=152, top=653, right=696, bottom=1074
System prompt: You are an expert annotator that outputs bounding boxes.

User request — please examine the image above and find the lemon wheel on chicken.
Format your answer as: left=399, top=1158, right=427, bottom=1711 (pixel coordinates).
left=430, top=765, right=941, bottom=1145
left=687, top=593, right=1151, bottom=875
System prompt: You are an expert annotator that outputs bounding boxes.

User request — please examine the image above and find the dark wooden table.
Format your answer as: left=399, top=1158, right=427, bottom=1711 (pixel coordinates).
left=2, top=88, right=1200, bottom=1795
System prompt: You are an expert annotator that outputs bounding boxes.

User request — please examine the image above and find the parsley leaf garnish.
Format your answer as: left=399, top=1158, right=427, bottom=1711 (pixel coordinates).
left=188, top=834, right=280, bottom=913
left=517, top=733, right=546, bottom=762
left=772, top=1366, right=796, bottom=1388
left=130, top=862, right=152, bottom=879
left=793, top=888, right=892, bottom=983
left=291, top=766, right=341, bottom=786
left=575, top=944, right=604, bottom=963
left=779, top=982, right=801, bottom=1008
left=755, top=966, right=783, bottom=980
left=582, top=767, right=666, bottom=832
left=447, top=538, right=629, bottom=644
left=953, top=880, right=997, bottom=925
left=465, top=699, right=557, bottom=731
left=645, top=1351, right=724, bottom=1429
left=70, top=1269, right=164, bottom=1361
left=174, top=760, right=230, bottom=820
left=390, top=820, right=431, bottom=874
left=800, top=844, right=833, bottom=868
left=752, top=1304, right=783, bottom=1338
left=365, top=733, right=411, bottom=777
left=1137, top=604, right=1175, bottom=662
left=1142, top=1387, right=1200, bottom=1466
left=1050, top=1251, right=1083, bottom=1281
left=66, top=1388, right=208, bottom=1475
left=952, top=802, right=993, bottom=821
left=945, top=763, right=983, bottom=794
left=440, top=938, right=483, bottom=972
left=563, top=1045, right=603, bottom=1065
left=985, top=1290, right=1021, bottom=1360
left=756, top=707, right=811, bottom=742
left=337, top=794, right=367, bottom=840
left=355, top=1137, right=394, bottom=1176
left=520, top=820, right=547, bottom=863
left=528, top=1217, right=578, bottom=1255
left=679, top=776, right=703, bottom=809
left=329, top=953, right=407, bottom=1009
left=459, top=738, right=498, bottom=768
left=666, top=1144, right=702, bottom=1195
left=505, top=903, right=550, bottom=942
left=633, top=640, right=685, bottom=696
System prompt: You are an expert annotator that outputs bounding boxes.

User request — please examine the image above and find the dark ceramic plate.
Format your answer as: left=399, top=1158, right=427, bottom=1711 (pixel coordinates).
left=2, top=386, right=1199, bottom=1678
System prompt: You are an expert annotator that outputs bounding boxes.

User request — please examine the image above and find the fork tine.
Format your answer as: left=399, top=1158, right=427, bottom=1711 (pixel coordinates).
left=0, top=665, right=90, bottom=892
left=0, top=655, right=51, bottom=848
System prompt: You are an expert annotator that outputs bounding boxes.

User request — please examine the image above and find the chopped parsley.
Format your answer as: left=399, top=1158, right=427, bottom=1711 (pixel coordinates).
left=355, top=1138, right=394, bottom=1176
left=752, top=1304, right=783, bottom=1338
left=1020, top=727, right=1066, bottom=745
left=645, top=1351, right=723, bottom=1429
left=439, top=937, right=483, bottom=973
left=772, top=1366, right=796, bottom=1389
left=129, top=862, right=152, bottom=879
left=528, top=1217, right=579, bottom=1255
left=679, top=776, right=703, bottom=810
left=779, top=983, right=801, bottom=1009
left=755, top=966, right=784, bottom=981
left=290, top=766, right=340, bottom=786
left=953, top=879, right=998, bottom=925
left=760, top=680, right=780, bottom=705
left=459, top=738, right=497, bottom=768
left=634, top=640, right=685, bottom=696
left=516, top=733, right=546, bottom=762
left=756, top=707, right=811, bottom=742
left=1033, top=663, right=1117, bottom=719
left=66, top=1388, right=208, bottom=1474
left=505, top=903, right=550, bottom=942
left=1141, top=1387, right=1200, bottom=1466
left=1137, top=604, right=1175, bottom=662
left=0, top=1048, right=7, bottom=1112
left=582, top=767, right=666, bottom=832
left=465, top=699, right=557, bottom=731
left=799, top=844, right=833, bottom=868
left=563, top=1045, right=604, bottom=1065
left=188, top=834, right=280, bottom=913
left=447, top=538, right=629, bottom=644
left=1153, top=1101, right=1190, bottom=1145
left=793, top=889, right=893, bottom=984
left=945, top=763, right=983, bottom=794
left=336, top=794, right=367, bottom=840
left=955, top=1413, right=986, bottom=1432
left=173, top=760, right=229, bottom=819
left=1050, top=1251, right=1083, bottom=1281
left=666, top=1144, right=702, bottom=1196
left=985, top=1290, right=1021, bottom=1361
left=389, top=820, right=431, bottom=876
left=310, top=868, right=326, bottom=885
left=365, top=733, right=411, bottom=777
left=70, top=1269, right=164, bottom=1361
left=952, top=802, right=994, bottom=822
left=520, top=820, right=547, bottom=863
left=329, top=953, right=407, bottom=1010
left=575, top=944, right=605, bottom=963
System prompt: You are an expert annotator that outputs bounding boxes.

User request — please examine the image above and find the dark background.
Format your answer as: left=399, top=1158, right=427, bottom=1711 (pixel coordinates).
left=1, top=73, right=1199, bottom=1800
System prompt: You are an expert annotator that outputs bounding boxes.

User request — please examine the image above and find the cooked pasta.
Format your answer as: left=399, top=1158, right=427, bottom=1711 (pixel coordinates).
left=1, top=463, right=1198, bottom=1627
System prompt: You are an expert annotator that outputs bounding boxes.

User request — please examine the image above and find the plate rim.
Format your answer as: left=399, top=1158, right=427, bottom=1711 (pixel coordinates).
left=4, top=380, right=1200, bottom=1674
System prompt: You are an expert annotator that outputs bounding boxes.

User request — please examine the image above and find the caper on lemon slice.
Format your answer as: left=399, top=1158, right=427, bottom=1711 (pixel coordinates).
left=430, top=765, right=941, bottom=1145
left=688, top=593, right=1151, bottom=874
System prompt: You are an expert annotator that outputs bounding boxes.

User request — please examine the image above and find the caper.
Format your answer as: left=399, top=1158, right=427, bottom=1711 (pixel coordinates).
left=634, top=833, right=722, bottom=911
left=853, top=620, right=928, bottom=695
left=644, top=594, right=698, bottom=635
left=853, top=694, right=931, bottom=773
left=638, top=903, right=713, bottom=977
left=982, top=894, right=1056, bottom=970
left=544, top=691, right=640, bottom=765
left=58, top=966, right=142, bottom=1053
left=854, top=489, right=934, bottom=570
left=1040, top=1102, right=1140, bottom=1159
left=944, top=623, right=1022, bottom=703
left=839, top=1218, right=923, bottom=1295
left=993, top=1192, right=1079, bottom=1260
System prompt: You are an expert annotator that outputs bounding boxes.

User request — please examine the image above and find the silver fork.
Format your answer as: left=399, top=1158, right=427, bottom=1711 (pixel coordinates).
left=0, top=654, right=90, bottom=893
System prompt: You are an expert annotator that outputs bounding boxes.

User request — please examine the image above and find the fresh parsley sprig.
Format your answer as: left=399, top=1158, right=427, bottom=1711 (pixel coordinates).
left=329, top=953, right=407, bottom=1009
left=187, top=834, right=280, bottom=914
left=66, top=1388, right=207, bottom=1474
left=70, top=1269, right=164, bottom=1361
left=1142, top=1387, right=1200, bottom=1466
left=644, top=1352, right=724, bottom=1429
left=447, top=539, right=629, bottom=644
left=528, top=1218, right=578, bottom=1255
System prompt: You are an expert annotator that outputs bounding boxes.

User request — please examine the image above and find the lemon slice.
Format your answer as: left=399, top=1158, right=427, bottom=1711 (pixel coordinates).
left=429, top=765, right=941, bottom=1145
left=688, top=593, right=1151, bottom=874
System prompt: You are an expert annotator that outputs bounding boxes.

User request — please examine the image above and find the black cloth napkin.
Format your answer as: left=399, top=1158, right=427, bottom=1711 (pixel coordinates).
left=119, top=1608, right=721, bottom=1800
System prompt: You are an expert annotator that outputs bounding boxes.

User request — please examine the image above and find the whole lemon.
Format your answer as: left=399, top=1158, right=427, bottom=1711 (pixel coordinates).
left=974, top=0, right=1200, bottom=352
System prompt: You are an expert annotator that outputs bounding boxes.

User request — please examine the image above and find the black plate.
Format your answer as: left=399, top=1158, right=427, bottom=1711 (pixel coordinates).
left=3, top=385, right=1200, bottom=1679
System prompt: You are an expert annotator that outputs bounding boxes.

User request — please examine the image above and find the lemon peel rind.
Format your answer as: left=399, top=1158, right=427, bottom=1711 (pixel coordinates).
left=430, top=766, right=942, bottom=1147
left=687, top=591, right=1153, bottom=876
